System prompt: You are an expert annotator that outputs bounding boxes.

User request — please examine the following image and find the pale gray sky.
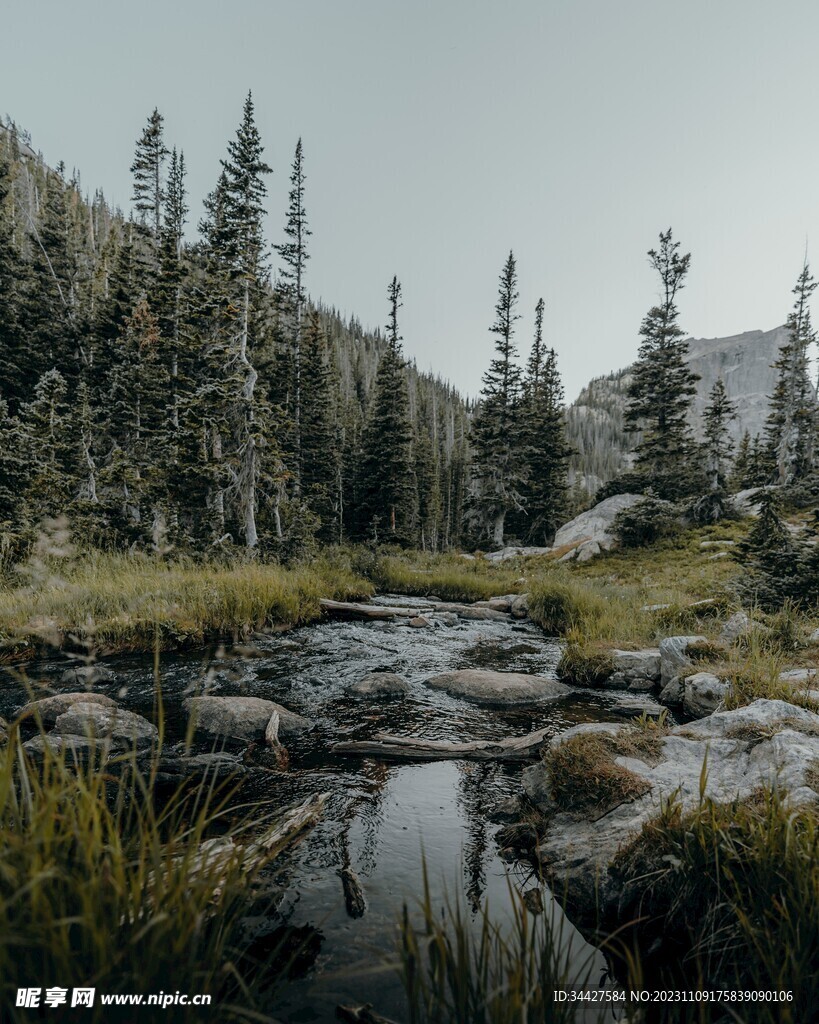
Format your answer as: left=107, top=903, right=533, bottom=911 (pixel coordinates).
left=4, top=0, right=819, bottom=400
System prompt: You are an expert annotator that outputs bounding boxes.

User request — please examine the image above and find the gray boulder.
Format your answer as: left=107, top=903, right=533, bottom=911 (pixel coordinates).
left=532, top=699, right=819, bottom=922
left=346, top=672, right=410, bottom=697
left=553, top=494, right=645, bottom=554
left=408, top=615, right=432, bottom=628
left=719, top=612, right=751, bottom=643
left=458, top=607, right=509, bottom=622
left=146, top=751, right=247, bottom=784
left=185, top=695, right=311, bottom=742
left=424, top=669, right=570, bottom=705
left=19, top=692, right=118, bottom=726
left=683, top=672, right=731, bottom=718
left=23, top=734, right=111, bottom=762
left=53, top=702, right=157, bottom=749
left=611, top=649, right=661, bottom=684
left=484, top=546, right=551, bottom=562
left=510, top=594, right=529, bottom=619
left=659, top=635, right=707, bottom=687
left=658, top=676, right=684, bottom=707
left=59, top=664, right=115, bottom=686
left=435, top=612, right=459, bottom=627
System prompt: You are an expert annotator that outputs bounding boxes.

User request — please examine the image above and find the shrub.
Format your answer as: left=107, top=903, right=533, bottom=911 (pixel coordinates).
left=613, top=497, right=680, bottom=549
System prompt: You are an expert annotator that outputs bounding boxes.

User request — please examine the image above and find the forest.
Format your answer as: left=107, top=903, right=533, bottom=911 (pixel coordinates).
left=0, top=99, right=572, bottom=562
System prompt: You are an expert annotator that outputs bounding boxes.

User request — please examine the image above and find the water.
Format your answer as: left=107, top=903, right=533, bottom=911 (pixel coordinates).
left=0, top=599, right=666, bottom=1023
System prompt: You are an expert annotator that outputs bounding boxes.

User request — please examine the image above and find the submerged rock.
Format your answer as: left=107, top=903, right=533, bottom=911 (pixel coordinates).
left=18, top=692, right=118, bottom=726
left=23, top=733, right=111, bottom=762
left=146, top=750, right=247, bottom=784
left=59, top=664, right=115, bottom=686
left=345, top=672, right=410, bottom=698
left=52, top=702, right=157, bottom=749
left=185, top=695, right=311, bottom=742
left=424, top=669, right=570, bottom=705
left=408, top=616, right=432, bottom=628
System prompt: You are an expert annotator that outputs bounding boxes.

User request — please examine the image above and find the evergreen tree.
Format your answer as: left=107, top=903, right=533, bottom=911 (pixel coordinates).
left=21, top=368, right=74, bottom=517
left=300, top=310, right=340, bottom=541
left=274, top=138, right=311, bottom=492
left=130, top=108, right=168, bottom=240
left=359, top=278, right=416, bottom=543
left=763, top=261, right=817, bottom=484
left=625, top=229, right=700, bottom=499
left=731, top=430, right=751, bottom=490
left=703, top=378, right=737, bottom=491
left=470, top=251, right=524, bottom=546
left=518, top=298, right=571, bottom=543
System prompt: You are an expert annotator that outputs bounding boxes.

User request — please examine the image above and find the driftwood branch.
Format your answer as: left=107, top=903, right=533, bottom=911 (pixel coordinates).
left=331, top=727, right=551, bottom=762
left=320, top=599, right=432, bottom=620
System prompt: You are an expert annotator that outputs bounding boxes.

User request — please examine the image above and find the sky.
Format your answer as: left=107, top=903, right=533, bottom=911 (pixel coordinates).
left=3, top=0, right=819, bottom=401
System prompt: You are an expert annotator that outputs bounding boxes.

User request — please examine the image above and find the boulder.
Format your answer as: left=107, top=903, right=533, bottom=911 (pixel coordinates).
left=730, top=486, right=777, bottom=516
left=23, top=734, right=111, bottom=762
left=435, top=612, right=459, bottom=627
left=484, top=546, right=551, bottom=563
left=532, top=699, right=819, bottom=922
left=683, top=672, right=731, bottom=718
left=52, top=702, right=157, bottom=749
left=424, top=669, right=571, bottom=705
left=185, top=695, right=311, bottom=742
left=659, top=635, right=707, bottom=687
left=576, top=541, right=602, bottom=563
left=552, top=494, right=645, bottom=553
left=658, top=676, right=684, bottom=707
left=458, top=607, right=509, bottom=622
left=719, top=611, right=751, bottom=643
left=59, top=664, right=115, bottom=686
left=510, top=594, right=529, bottom=619
left=146, top=751, right=247, bottom=784
left=18, top=692, right=118, bottom=726
left=779, top=668, right=819, bottom=695
left=346, top=672, right=410, bottom=697
left=611, top=649, right=661, bottom=683
left=408, top=616, right=432, bottom=628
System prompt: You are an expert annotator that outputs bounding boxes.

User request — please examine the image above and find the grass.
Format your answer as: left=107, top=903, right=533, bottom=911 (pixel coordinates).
left=397, top=869, right=598, bottom=1024
left=0, top=545, right=373, bottom=657
left=371, top=550, right=527, bottom=602
left=610, top=787, right=819, bottom=1024
left=543, top=723, right=666, bottom=815
left=0, top=716, right=305, bottom=1021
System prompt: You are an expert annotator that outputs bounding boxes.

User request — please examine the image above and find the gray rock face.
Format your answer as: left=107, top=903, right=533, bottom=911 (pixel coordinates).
left=719, top=612, right=751, bottom=643
left=566, top=327, right=789, bottom=494
left=611, top=649, right=661, bottom=686
left=424, top=669, right=570, bottom=705
left=659, top=635, right=707, bottom=687
left=346, top=672, right=410, bottom=697
left=53, top=702, right=157, bottom=749
left=553, top=494, right=644, bottom=558
left=532, top=699, right=819, bottom=921
left=658, top=676, right=684, bottom=707
left=59, top=664, right=115, bottom=686
left=683, top=672, right=731, bottom=718
left=19, top=692, right=118, bottom=726
left=186, top=695, right=311, bottom=741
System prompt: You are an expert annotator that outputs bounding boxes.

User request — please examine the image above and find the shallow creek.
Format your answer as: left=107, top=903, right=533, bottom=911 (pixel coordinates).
left=0, top=598, right=667, bottom=1023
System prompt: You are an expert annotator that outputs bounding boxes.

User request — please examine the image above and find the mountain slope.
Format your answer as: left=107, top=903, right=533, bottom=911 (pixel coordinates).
left=567, top=326, right=788, bottom=494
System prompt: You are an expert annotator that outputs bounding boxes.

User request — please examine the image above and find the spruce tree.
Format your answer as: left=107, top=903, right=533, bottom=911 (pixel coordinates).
left=470, top=251, right=524, bottom=546
left=359, top=278, right=416, bottom=543
left=274, top=138, right=311, bottom=492
left=625, top=229, right=700, bottom=499
left=763, top=261, right=817, bottom=484
left=518, top=298, right=571, bottom=543
left=702, top=378, right=737, bottom=491
left=300, top=310, right=340, bottom=541
left=130, top=108, right=168, bottom=240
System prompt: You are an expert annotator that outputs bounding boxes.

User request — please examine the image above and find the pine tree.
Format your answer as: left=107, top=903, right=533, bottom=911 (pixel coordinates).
left=731, top=430, right=752, bottom=490
left=702, top=378, right=737, bottom=491
left=130, top=108, right=168, bottom=240
left=518, top=298, right=571, bottom=543
left=763, top=261, right=817, bottom=485
left=359, top=278, right=416, bottom=543
left=625, top=229, right=700, bottom=499
left=21, top=368, right=74, bottom=517
left=470, top=251, right=524, bottom=546
left=275, top=139, right=311, bottom=492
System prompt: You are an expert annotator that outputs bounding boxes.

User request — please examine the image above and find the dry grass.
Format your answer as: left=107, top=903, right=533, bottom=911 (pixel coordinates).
left=544, top=732, right=653, bottom=815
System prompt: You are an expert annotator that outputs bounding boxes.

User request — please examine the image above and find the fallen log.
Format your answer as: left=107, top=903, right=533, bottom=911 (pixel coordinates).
left=339, top=865, right=366, bottom=918
left=320, top=599, right=433, bottom=620
left=264, top=710, right=289, bottom=770
left=331, top=727, right=551, bottom=762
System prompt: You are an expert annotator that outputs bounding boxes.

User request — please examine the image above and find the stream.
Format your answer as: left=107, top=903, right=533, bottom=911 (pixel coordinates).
left=0, top=597, right=668, bottom=1023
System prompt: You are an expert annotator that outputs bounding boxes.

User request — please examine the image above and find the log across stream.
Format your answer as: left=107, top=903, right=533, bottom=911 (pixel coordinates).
left=0, top=595, right=665, bottom=1022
